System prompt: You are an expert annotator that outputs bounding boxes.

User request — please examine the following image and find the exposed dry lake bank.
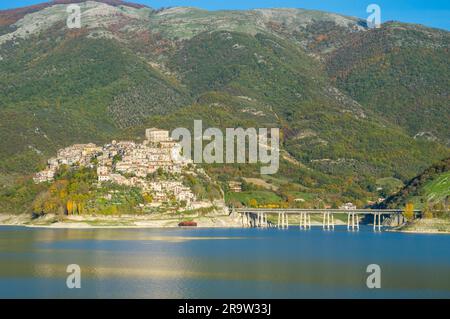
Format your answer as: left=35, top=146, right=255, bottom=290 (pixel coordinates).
left=1, top=213, right=449, bottom=234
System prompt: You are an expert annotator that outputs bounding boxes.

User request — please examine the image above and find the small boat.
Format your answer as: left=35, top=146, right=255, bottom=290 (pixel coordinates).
left=178, top=221, right=197, bottom=227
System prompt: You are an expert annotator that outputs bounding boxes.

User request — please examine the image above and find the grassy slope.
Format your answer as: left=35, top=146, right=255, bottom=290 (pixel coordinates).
left=382, top=157, right=450, bottom=209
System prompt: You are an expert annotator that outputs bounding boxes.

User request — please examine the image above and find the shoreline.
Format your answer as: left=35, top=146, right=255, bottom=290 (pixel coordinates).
left=0, top=213, right=244, bottom=229
left=1, top=221, right=449, bottom=234
left=1, top=214, right=449, bottom=234
left=387, top=228, right=450, bottom=235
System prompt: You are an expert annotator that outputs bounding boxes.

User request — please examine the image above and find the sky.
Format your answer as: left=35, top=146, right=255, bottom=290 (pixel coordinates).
left=1, top=0, right=449, bottom=30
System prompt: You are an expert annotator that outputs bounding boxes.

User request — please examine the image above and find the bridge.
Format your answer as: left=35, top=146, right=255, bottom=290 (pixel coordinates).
left=233, top=208, right=421, bottom=231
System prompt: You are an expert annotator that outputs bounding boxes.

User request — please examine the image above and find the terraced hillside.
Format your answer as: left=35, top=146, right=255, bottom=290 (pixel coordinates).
left=381, top=157, right=450, bottom=209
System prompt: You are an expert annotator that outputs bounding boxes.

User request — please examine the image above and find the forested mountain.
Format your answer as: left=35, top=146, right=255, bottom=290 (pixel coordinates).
left=0, top=0, right=448, bottom=209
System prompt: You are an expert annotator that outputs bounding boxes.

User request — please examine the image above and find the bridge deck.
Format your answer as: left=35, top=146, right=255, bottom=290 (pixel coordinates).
left=234, top=208, right=418, bottom=214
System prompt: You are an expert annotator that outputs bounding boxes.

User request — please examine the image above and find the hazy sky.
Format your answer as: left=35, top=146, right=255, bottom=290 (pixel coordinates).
left=1, top=0, right=449, bottom=30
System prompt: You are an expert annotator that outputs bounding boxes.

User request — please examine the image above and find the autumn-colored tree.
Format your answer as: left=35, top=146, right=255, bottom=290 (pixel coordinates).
left=43, top=199, right=58, bottom=214
left=281, top=202, right=289, bottom=208
left=403, top=202, right=414, bottom=220
left=249, top=199, right=258, bottom=208
left=286, top=195, right=294, bottom=205
left=143, top=193, right=153, bottom=204
left=66, top=200, right=74, bottom=215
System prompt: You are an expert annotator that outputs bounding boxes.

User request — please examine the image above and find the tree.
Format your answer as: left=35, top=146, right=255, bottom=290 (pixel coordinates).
left=423, top=205, right=433, bottom=219
left=66, top=200, right=74, bottom=215
left=77, top=202, right=84, bottom=215
left=249, top=198, right=258, bottom=208
left=403, top=202, right=414, bottom=220
left=143, top=193, right=153, bottom=204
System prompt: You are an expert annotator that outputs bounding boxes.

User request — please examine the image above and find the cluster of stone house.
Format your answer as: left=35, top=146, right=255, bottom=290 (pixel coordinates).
left=113, top=143, right=178, bottom=177
left=33, top=128, right=196, bottom=205
left=33, top=143, right=102, bottom=183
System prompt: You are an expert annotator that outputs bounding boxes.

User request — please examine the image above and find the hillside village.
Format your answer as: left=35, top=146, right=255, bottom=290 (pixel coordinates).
left=34, top=128, right=198, bottom=207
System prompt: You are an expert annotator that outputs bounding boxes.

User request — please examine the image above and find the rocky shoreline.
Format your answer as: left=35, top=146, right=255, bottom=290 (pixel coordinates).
left=1, top=213, right=449, bottom=234
left=391, top=218, right=450, bottom=234
left=0, top=211, right=244, bottom=229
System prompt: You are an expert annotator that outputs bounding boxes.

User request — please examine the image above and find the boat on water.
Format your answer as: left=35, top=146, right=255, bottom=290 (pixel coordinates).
left=178, top=221, right=197, bottom=227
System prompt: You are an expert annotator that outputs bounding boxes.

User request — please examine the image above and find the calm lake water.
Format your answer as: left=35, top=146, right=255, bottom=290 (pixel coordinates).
left=0, top=225, right=449, bottom=298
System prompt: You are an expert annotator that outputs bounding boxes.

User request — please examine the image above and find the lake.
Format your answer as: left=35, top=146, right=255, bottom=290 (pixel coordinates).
left=0, top=225, right=449, bottom=298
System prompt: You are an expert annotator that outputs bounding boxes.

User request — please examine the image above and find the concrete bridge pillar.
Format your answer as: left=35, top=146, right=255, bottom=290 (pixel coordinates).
left=323, top=212, right=334, bottom=230
left=347, top=212, right=359, bottom=231
left=300, top=213, right=311, bottom=230
left=347, top=213, right=350, bottom=230
left=373, top=213, right=382, bottom=231
left=236, top=209, right=398, bottom=231
left=280, top=212, right=288, bottom=229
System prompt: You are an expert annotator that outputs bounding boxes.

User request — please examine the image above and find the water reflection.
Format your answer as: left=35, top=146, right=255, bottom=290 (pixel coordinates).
left=0, top=226, right=449, bottom=298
